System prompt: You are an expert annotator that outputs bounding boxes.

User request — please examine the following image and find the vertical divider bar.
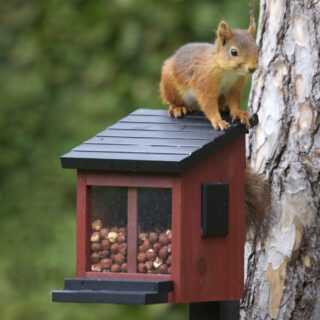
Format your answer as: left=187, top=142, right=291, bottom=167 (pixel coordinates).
left=127, top=188, right=138, bottom=273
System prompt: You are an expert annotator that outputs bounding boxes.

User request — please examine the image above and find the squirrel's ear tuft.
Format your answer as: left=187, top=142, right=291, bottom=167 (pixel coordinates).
left=217, top=21, right=233, bottom=45
left=247, top=17, right=256, bottom=36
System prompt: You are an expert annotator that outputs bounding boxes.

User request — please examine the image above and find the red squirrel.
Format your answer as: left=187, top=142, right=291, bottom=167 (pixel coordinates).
left=160, top=20, right=273, bottom=241
left=160, top=19, right=258, bottom=130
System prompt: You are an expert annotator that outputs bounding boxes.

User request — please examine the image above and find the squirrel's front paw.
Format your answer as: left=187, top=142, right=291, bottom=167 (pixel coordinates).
left=168, top=106, right=188, bottom=118
left=211, top=118, right=230, bottom=131
left=230, top=110, right=251, bottom=128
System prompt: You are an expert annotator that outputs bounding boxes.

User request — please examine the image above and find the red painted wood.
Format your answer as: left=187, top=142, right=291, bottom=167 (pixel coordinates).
left=76, top=172, right=91, bottom=277
left=76, top=137, right=246, bottom=304
left=170, top=177, right=182, bottom=304
left=86, top=171, right=174, bottom=188
left=175, top=134, right=245, bottom=303
left=78, top=171, right=175, bottom=299
left=127, top=188, right=138, bottom=273
left=86, top=272, right=171, bottom=280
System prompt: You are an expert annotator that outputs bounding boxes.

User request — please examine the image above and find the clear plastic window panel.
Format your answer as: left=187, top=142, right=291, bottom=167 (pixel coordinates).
left=90, top=187, right=128, bottom=273
left=137, top=188, right=172, bottom=274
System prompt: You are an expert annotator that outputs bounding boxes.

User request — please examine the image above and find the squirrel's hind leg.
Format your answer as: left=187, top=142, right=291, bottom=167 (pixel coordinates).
left=160, top=58, right=189, bottom=118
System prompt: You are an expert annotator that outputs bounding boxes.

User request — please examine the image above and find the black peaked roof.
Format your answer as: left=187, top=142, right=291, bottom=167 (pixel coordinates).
left=61, top=109, right=258, bottom=173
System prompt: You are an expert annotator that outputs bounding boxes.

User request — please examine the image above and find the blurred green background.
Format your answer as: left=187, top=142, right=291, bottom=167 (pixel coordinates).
left=0, top=0, right=259, bottom=319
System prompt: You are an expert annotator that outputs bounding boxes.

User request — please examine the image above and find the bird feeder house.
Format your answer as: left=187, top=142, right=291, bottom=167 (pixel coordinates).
left=52, top=109, right=257, bottom=305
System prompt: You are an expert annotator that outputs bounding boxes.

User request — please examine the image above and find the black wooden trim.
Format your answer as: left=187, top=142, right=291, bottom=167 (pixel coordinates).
left=52, top=279, right=173, bottom=305
left=61, top=156, right=183, bottom=173
left=52, top=290, right=168, bottom=304
left=201, top=182, right=229, bottom=237
left=64, top=278, right=174, bottom=292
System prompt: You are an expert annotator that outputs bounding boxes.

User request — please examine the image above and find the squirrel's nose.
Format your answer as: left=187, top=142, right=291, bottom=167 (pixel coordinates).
left=249, top=68, right=256, bottom=73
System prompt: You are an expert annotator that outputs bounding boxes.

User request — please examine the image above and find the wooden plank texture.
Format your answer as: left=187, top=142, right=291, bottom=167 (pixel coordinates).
left=177, top=134, right=246, bottom=303
left=97, top=129, right=222, bottom=140
left=84, top=136, right=211, bottom=147
left=61, top=109, right=258, bottom=172
left=109, top=122, right=213, bottom=131
left=120, top=114, right=211, bottom=125
left=131, top=109, right=206, bottom=119
left=63, top=151, right=186, bottom=161
left=73, top=144, right=197, bottom=155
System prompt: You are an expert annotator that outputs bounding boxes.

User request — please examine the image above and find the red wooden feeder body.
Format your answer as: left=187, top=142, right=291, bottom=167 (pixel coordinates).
left=52, top=109, right=257, bottom=305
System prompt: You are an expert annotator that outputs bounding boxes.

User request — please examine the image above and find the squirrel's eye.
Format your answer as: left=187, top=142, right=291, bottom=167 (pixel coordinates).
left=231, top=49, right=238, bottom=56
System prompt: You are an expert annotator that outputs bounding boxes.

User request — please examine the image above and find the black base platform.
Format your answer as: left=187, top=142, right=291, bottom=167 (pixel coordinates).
left=52, top=278, right=174, bottom=305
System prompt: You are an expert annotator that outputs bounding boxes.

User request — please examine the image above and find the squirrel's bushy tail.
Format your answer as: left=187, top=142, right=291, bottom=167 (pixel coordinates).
left=245, top=166, right=274, bottom=243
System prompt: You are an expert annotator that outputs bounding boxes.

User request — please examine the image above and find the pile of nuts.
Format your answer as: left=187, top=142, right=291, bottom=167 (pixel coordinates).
left=90, top=219, right=127, bottom=273
left=137, top=229, right=172, bottom=274
left=90, top=219, right=172, bottom=274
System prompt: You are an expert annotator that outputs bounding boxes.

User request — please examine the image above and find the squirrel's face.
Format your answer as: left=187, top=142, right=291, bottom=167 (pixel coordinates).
left=215, top=21, right=259, bottom=76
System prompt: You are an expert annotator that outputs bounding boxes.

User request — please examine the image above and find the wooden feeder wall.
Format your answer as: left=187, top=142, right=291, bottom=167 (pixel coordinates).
left=53, top=109, right=258, bottom=305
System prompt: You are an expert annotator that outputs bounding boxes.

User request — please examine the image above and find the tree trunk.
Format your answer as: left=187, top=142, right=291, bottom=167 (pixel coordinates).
left=242, top=0, right=320, bottom=319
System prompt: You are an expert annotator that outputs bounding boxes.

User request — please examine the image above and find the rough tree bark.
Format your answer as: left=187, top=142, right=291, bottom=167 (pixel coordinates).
left=242, top=0, right=320, bottom=319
